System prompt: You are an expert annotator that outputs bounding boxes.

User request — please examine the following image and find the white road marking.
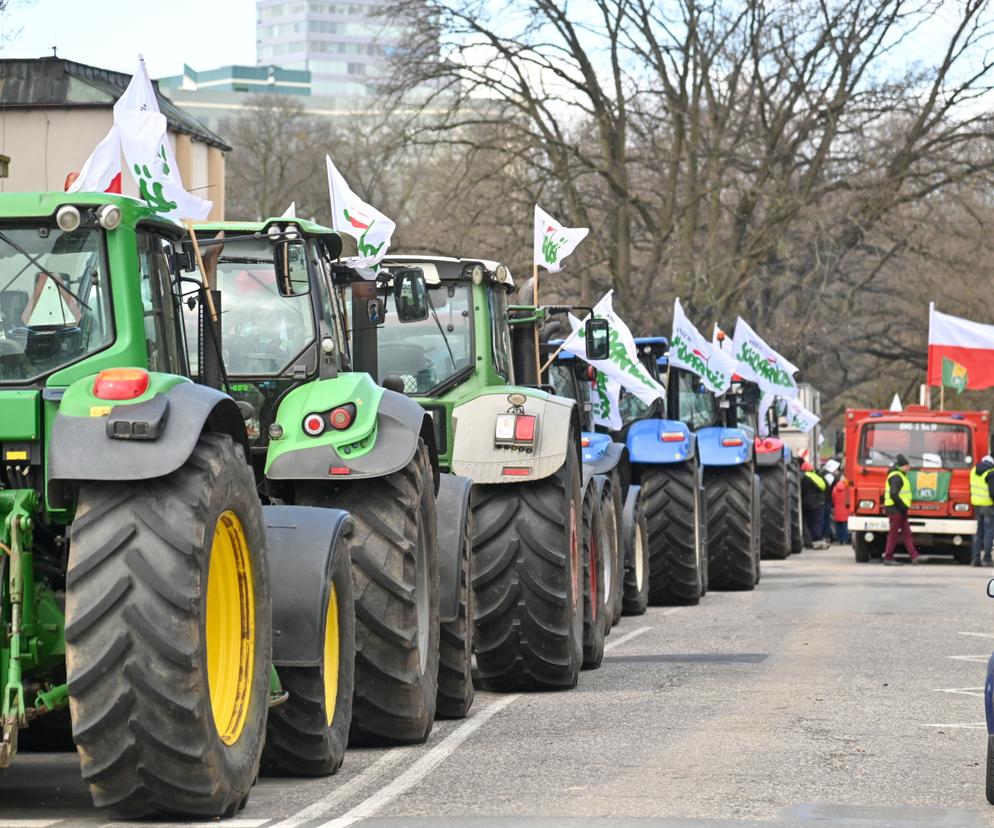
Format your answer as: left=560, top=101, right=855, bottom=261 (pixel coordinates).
left=959, top=631, right=994, bottom=640
left=604, top=625, right=652, bottom=653
left=933, top=687, right=985, bottom=699
left=269, top=750, right=410, bottom=828
left=947, top=655, right=990, bottom=663
left=316, top=695, right=519, bottom=828
left=922, top=722, right=987, bottom=729
left=0, top=821, right=65, bottom=828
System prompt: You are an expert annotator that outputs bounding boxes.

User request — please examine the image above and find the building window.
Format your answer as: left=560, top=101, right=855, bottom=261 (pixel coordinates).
left=347, top=62, right=366, bottom=76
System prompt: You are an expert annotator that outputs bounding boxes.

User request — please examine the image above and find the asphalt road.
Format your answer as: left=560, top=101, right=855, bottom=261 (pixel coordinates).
left=3, top=544, right=994, bottom=828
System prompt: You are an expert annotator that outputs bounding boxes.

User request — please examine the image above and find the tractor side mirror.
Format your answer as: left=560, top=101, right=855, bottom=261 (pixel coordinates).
left=585, top=317, right=610, bottom=360
left=273, top=240, right=310, bottom=297
left=393, top=268, right=429, bottom=322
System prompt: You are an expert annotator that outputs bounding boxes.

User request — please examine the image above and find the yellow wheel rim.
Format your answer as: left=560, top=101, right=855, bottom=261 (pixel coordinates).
left=323, top=584, right=340, bottom=726
left=206, top=510, right=255, bottom=746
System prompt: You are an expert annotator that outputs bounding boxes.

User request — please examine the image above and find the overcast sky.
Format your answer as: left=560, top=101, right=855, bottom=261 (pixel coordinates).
left=0, top=0, right=257, bottom=77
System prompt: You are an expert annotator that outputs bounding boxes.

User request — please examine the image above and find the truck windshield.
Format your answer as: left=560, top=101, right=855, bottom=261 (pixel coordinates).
left=213, top=238, right=315, bottom=376
left=859, top=422, right=973, bottom=469
left=0, top=225, right=112, bottom=384
left=362, top=282, right=474, bottom=394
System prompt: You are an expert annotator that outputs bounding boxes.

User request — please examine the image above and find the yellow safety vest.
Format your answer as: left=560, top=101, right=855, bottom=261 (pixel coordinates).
left=971, top=467, right=994, bottom=506
left=883, top=469, right=912, bottom=508
left=804, top=470, right=826, bottom=492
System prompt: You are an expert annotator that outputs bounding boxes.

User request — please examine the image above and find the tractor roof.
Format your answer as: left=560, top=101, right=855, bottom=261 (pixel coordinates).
left=0, top=191, right=178, bottom=234
left=382, top=254, right=515, bottom=289
left=195, top=217, right=343, bottom=258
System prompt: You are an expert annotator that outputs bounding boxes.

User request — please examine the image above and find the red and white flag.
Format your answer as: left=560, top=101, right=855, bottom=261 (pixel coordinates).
left=927, top=303, right=994, bottom=390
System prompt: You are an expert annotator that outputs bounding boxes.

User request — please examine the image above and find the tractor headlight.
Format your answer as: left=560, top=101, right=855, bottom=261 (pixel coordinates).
left=56, top=205, right=81, bottom=233
left=97, top=203, right=121, bottom=230
left=494, top=264, right=510, bottom=283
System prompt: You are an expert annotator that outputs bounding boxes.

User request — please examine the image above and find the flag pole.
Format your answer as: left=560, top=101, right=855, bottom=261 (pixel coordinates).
left=940, top=383, right=945, bottom=412
left=532, top=261, right=541, bottom=383
left=184, top=219, right=218, bottom=323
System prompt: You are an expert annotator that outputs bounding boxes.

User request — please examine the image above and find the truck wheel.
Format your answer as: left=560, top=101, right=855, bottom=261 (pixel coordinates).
left=705, top=465, right=757, bottom=591
left=621, top=487, right=650, bottom=615
left=643, top=462, right=704, bottom=605
left=472, top=442, right=583, bottom=691
left=262, top=547, right=355, bottom=776
left=758, top=463, right=790, bottom=560
left=789, top=464, right=802, bottom=555
left=299, top=440, right=440, bottom=745
left=986, top=734, right=994, bottom=804
left=581, top=484, right=606, bottom=670
left=600, top=475, right=624, bottom=630
left=853, top=533, right=871, bottom=563
left=66, top=433, right=270, bottom=818
left=435, top=512, right=475, bottom=718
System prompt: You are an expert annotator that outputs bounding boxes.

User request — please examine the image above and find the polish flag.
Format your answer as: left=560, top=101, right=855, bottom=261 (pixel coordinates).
left=927, top=303, right=994, bottom=390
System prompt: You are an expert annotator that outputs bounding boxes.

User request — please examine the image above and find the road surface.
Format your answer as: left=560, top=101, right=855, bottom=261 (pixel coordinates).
left=2, top=545, right=993, bottom=827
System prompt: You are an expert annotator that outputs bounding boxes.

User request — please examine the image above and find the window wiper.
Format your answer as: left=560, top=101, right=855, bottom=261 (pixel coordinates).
left=0, top=230, right=91, bottom=311
left=426, top=289, right=457, bottom=372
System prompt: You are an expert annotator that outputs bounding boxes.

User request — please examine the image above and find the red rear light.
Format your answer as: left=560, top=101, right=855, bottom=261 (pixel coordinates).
left=763, top=439, right=775, bottom=450
left=303, top=413, right=326, bottom=436
left=514, top=415, right=536, bottom=443
left=329, top=404, right=355, bottom=430
left=93, top=368, right=149, bottom=401
left=722, top=437, right=744, bottom=447
left=581, top=437, right=590, bottom=447
left=329, top=466, right=351, bottom=475
left=660, top=432, right=684, bottom=442
left=586, top=366, right=596, bottom=381
left=502, top=466, right=530, bottom=476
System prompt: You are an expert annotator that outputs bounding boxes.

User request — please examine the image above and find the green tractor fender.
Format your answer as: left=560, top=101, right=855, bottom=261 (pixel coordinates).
left=450, top=390, right=579, bottom=484
left=265, top=373, right=438, bottom=486
left=47, top=375, right=250, bottom=507
left=262, top=504, right=352, bottom=666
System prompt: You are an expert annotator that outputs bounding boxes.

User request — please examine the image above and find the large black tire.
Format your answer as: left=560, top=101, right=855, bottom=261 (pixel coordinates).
left=643, top=462, right=704, bottom=606
left=705, top=464, right=758, bottom=591
left=66, top=433, right=271, bottom=818
left=759, top=462, right=790, bottom=560
left=986, top=734, right=994, bottom=804
left=621, top=487, right=650, bottom=615
left=299, top=440, right=439, bottom=745
left=261, top=547, right=355, bottom=776
left=472, top=442, right=583, bottom=692
left=789, top=464, right=803, bottom=555
left=853, top=533, right=871, bottom=563
left=435, top=512, right=475, bottom=719
left=599, top=474, right=624, bottom=630
left=581, top=484, right=607, bottom=670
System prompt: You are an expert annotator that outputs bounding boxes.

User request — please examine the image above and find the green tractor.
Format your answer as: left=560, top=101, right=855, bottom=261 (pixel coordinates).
left=191, top=218, right=463, bottom=736
left=339, top=255, right=613, bottom=688
left=0, top=193, right=355, bottom=817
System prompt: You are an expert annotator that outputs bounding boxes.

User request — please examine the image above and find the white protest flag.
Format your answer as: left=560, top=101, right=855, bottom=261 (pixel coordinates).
left=669, top=299, right=738, bottom=394
left=67, top=126, right=121, bottom=193
left=326, top=155, right=395, bottom=276
left=783, top=397, right=819, bottom=432
left=731, top=317, right=799, bottom=399
left=565, top=313, right=622, bottom=430
left=281, top=202, right=297, bottom=218
left=560, top=290, right=665, bottom=407
left=534, top=205, right=589, bottom=273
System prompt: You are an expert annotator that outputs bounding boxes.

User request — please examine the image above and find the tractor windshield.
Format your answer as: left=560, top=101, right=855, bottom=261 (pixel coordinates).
left=858, top=421, right=973, bottom=469
left=213, top=237, right=315, bottom=376
left=368, top=282, right=474, bottom=394
left=0, top=225, right=113, bottom=384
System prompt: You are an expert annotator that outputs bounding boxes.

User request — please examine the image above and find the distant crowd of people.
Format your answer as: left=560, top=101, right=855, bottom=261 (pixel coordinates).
left=800, top=457, right=849, bottom=551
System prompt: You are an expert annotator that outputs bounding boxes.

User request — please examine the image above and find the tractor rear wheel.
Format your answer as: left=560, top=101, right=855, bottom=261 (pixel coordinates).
left=621, top=487, right=650, bottom=615
left=435, top=513, right=475, bottom=719
left=789, top=464, right=803, bottom=555
left=643, top=462, right=704, bottom=605
left=261, top=547, right=355, bottom=776
left=299, top=439, right=440, bottom=745
left=66, top=433, right=270, bottom=818
left=759, top=462, right=790, bottom=560
left=705, top=465, right=758, bottom=591
left=581, top=484, right=606, bottom=670
left=472, top=442, right=583, bottom=692
left=600, top=475, right=624, bottom=630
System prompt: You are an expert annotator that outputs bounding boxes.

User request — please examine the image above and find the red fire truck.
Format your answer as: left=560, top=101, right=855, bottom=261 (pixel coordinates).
left=844, top=405, right=990, bottom=562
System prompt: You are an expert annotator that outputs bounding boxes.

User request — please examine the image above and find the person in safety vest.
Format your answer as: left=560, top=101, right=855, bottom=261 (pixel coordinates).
left=883, top=454, right=920, bottom=565
left=969, top=454, right=994, bottom=567
left=801, top=461, right=827, bottom=549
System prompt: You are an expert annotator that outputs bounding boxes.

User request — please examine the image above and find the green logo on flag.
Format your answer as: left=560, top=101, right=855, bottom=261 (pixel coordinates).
left=942, top=356, right=968, bottom=394
left=542, top=232, right=565, bottom=264
left=910, top=470, right=950, bottom=502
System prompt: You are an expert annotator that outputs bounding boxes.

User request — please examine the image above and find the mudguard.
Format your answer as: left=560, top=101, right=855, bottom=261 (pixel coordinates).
left=437, top=473, right=472, bottom=623
left=451, top=389, right=576, bottom=484
left=986, top=651, right=994, bottom=735
left=622, top=484, right=642, bottom=569
left=755, top=435, right=785, bottom=467
left=263, top=504, right=352, bottom=667
left=582, top=432, right=626, bottom=477
left=267, top=381, right=437, bottom=486
left=48, top=379, right=249, bottom=506
left=626, top=418, right=695, bottom=465
left=697, top=425, right=753, bottom=468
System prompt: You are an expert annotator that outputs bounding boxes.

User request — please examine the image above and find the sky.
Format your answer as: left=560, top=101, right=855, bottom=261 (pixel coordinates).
left=0, top=0, right=257, bottom=77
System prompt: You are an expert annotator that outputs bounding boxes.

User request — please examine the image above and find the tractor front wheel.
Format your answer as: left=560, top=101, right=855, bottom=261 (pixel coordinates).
left=581, top=484, right=606, bottom=670
left=66, top=433, right=271, bottom=818
left=643, top=463, right=705, bottom=605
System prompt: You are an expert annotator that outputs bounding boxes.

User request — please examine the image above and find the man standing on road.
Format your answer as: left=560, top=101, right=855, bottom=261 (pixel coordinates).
left=969, top=454, right=994, bottom=567
left=801, top=461, right=827, bottom=549
left=883, top=454, right=920, bottom=566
